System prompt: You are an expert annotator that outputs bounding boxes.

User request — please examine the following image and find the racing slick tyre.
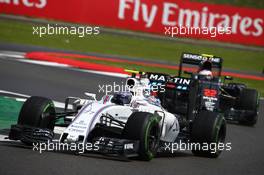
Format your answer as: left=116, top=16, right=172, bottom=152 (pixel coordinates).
left=191, top=110, right=226, bottom=158
left=123, top=112, right=161, bottom=161
left=17, top=96, right=56, bottom=144
left=236, top=89, right=259, bottom=126
left=18, top=96, right=56, bottom=129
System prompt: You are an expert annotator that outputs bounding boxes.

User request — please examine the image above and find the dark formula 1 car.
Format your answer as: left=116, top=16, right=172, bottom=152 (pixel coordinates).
left=142, top=53, right=259, bottom=126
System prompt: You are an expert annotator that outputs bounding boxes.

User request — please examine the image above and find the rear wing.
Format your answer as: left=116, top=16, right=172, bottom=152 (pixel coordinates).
left=179, top=53, right=223, bottom=76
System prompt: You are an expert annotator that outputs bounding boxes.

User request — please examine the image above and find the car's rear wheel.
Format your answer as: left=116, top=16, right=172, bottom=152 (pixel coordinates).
left=236, top=89, right=259, bottom=126
left=123, top=112, right=161, bottom=161
left=191, top=110, right=226, bottom=158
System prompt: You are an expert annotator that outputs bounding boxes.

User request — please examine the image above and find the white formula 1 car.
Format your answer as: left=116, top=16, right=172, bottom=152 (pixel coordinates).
left=8, top=76, right=226, bottom=161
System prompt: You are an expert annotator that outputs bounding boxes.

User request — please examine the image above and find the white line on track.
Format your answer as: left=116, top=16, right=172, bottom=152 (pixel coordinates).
left=0, top=51, right=25, bottom=58
left=0, top=90, right=29, bottom=98
left=0, top=54, right=24, bottom=58
left=18, top=59, right=71, bottom=68
left=18, top=59, right=128, bottom=78
left=77, top=69, right=128, bottom=78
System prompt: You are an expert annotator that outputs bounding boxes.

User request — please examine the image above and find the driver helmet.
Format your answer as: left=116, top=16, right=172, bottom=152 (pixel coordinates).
left=198, top=60, right=213, bottom=78
left=111, top=91, right=132, bottom=105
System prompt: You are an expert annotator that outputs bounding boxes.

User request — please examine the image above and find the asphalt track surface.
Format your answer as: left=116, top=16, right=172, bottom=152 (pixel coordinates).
left=0, top=55, right=264, bottom=175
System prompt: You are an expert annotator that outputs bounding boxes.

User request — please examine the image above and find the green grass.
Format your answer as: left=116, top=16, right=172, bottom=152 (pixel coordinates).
left=191, top=0, right=264, bottom=9
left=0, top=19, right=263, bottom=95
left=0, top=97, right=22, bottom=129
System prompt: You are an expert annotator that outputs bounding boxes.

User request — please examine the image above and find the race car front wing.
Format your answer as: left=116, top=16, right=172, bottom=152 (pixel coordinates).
left=91, top=137, right=140, bottom=157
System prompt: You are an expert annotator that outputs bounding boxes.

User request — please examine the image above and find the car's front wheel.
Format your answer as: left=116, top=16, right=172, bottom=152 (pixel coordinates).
left=13, top=96, right=56, bottom=144
left=18, top=96, right=56, bottom=129
left=123, top=112, right=161, bottom=161
left=191, top=110, right=226, bottom=158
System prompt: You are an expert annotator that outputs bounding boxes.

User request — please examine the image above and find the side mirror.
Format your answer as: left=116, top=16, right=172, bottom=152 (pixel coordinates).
left=224, top=76, right=233, bottom=80
left=84, top=92, right=97, bottom=100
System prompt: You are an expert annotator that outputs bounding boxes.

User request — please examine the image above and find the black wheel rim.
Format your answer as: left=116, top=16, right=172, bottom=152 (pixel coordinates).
left=147, top=125, right=159, bottom=153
